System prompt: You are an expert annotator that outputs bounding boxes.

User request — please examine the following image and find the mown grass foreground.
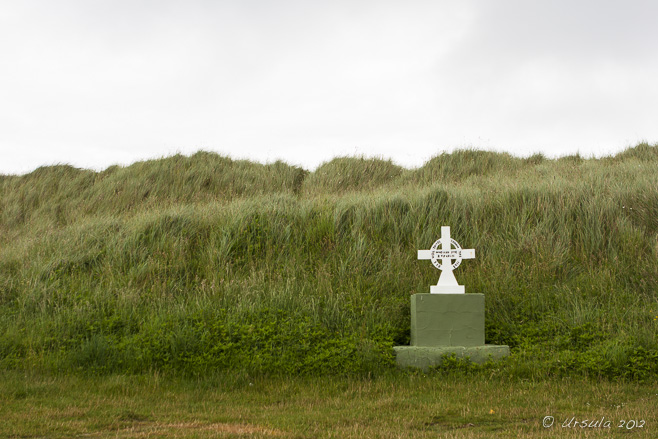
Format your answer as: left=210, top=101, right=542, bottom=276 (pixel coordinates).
left=2, top=371, right=656, bottom=438
left=0, top=144, right=657, bottom=379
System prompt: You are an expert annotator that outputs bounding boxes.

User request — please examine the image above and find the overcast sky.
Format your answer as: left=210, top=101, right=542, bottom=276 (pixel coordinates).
left=2, top=0, right=657, bottom=175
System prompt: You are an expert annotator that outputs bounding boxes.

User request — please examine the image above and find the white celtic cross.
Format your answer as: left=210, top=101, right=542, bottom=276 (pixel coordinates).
left=417, top=226, right=475, bottom=294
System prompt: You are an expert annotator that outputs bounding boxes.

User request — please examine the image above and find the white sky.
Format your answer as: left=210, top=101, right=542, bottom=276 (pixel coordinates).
left=2, top=0, right=657, bottom=175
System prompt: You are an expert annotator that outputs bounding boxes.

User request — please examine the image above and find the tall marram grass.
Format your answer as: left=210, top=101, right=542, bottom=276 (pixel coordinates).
left=0, top=152, right=306, bottom=231
left=0, top=144, right=657, bottom=378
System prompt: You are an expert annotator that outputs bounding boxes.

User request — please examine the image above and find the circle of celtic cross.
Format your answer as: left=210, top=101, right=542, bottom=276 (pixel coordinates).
left=429, top=237, right=464, bottom=270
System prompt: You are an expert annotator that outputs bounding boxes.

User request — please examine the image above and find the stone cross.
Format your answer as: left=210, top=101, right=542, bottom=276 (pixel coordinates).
left=418, top=226, right=475, bottom=294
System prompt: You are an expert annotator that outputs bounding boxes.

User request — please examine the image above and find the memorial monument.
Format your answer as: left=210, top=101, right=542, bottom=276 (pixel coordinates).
left=394, top=226, right=510, bottom=370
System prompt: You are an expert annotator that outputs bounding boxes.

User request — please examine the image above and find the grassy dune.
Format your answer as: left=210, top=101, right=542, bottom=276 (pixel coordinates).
left=0, top=144, right=657, bottom=379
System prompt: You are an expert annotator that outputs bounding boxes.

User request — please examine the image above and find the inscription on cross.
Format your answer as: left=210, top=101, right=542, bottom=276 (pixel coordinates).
left=418, top=226, right=475, bottom=294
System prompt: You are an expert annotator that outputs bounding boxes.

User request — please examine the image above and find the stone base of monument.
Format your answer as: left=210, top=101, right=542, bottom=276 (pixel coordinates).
left=393, top=345, right=510, bottom=370
left=394, top=293, right=510, bottom=371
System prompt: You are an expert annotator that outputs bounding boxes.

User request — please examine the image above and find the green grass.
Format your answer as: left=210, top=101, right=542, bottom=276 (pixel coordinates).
left=1, top=371, right=656, bottom=438
left=0, top=143, right=657, bottom=379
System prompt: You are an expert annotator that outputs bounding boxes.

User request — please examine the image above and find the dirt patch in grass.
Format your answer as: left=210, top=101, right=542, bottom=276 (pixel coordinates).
left=96, top=421, right=286, bottom=438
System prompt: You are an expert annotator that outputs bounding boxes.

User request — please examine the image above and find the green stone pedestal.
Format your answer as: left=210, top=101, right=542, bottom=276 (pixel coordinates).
left=412, top=293, right=484, bottom=347
left=395, top=293, right=509, bottom=371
